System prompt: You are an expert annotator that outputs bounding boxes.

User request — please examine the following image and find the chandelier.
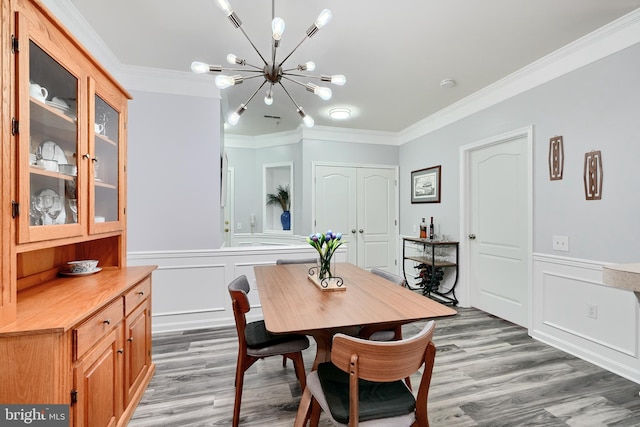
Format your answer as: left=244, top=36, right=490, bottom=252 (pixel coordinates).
left=191, top=0, right=346, bottom=128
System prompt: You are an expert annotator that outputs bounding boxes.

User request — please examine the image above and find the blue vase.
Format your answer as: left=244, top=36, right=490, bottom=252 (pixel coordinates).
left=281, top=211, right=291, bottom=230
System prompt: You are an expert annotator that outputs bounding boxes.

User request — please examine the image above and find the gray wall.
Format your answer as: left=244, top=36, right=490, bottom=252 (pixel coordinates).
left=400, top=43, right=640, bottom=263
left=127, top=91, right=222, bottom=251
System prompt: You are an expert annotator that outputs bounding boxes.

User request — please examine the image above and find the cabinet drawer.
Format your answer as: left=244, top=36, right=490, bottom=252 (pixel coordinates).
left=124, top=277, right=151, bottom=316
left=74, top=298, right=124, bottom=360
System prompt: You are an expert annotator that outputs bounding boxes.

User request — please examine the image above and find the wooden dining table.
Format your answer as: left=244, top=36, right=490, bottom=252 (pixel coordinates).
left=254, top=262, right=457, bottom=369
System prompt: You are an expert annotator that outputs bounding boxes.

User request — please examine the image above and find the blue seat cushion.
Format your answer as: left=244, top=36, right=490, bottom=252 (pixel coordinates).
left=317, top=362, right=415, bottom=424
left=244, top=320, right=305, bottom=348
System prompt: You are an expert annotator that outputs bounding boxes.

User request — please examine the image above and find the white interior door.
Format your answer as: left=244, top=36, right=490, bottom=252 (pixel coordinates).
left=314, top=166, right=357, bottom=261
left=357, top=168, right=396, bottom=270
left=314, top=165, right=396, bottom=270
left=467, top=130, right=531, bottom=327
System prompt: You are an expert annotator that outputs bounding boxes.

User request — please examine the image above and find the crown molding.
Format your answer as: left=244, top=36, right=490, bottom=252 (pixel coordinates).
left=119, top=65, right=221, bottom=99
left=40, top=0, right=122, bottom=78
left=399, top=7, right=640, bottom=144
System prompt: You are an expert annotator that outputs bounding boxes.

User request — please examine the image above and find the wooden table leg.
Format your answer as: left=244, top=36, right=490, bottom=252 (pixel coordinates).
left=309, top=329, right=333, bottom=370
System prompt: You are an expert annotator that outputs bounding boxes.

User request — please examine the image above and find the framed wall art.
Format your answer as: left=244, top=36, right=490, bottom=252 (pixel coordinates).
left=411, top=165, right=441, bottom=203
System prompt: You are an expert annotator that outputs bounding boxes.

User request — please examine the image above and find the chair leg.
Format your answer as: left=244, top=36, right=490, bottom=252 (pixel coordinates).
left=294, top=387, right=313, bottom=427
left=310, top=397, right=322, bottom=427
left=283, top=355, right=287, bottom=367
left=232, top=362, right=245, bottom=427
left=288, top=352, right=307, bottom=390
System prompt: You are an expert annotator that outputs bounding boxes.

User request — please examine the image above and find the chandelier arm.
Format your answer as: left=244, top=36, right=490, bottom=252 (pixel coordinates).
left=278, top=82, right=303, bottom=110
left=240, top=80, right=269, bottom=109
left=222, top=68, right=264, bottom=74
left=283, top=72, right=322, bottom=80
left=278, top=34, right=309, bottom=68
left=280, top=75, right=308, bottom=89
left=238, top=25, right=269, bottom=65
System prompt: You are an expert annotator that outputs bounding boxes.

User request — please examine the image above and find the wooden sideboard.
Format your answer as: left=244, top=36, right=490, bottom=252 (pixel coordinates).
left=0, top=1, right=156, bottom=425
left=0, top=267, right=156, bottom=426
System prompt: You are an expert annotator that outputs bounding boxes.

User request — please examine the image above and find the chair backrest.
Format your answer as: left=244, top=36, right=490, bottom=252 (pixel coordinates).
left=276, top=257, right=318, bottom=265
left=330, top=321, right=436, bottom=425
left=331, top=321, right=435, bottom=382
left=370, top=267, right=407, bottom=287
left=228, top=275, right=252, bottom=346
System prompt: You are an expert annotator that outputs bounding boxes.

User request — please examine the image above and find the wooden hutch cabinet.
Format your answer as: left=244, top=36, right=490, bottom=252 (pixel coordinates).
left=0, top=1, right=155, bottom=426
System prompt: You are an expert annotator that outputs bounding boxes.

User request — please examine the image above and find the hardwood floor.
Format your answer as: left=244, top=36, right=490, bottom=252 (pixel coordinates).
left=128, top=307, right=640, bottom=426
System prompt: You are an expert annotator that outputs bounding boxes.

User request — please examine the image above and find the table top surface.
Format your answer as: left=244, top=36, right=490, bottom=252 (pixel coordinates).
left=254, top=262, right=457, bottom=335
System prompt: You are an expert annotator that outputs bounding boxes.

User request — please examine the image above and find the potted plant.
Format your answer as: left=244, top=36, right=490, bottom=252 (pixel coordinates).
left=266, top=184, right=291, bottom=230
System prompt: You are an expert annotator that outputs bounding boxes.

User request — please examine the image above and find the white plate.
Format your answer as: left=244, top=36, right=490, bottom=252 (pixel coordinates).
left=59, top=267, right=102, bottom=277
left=36, top=188, right=66, bottom=225
left=38, top=140, right=68, bottom=165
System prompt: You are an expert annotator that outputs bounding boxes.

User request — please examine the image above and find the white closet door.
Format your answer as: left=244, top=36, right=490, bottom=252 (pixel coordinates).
left=314, top=165, right=396, bottom=270
left=357, top=168, right=396, bottom=270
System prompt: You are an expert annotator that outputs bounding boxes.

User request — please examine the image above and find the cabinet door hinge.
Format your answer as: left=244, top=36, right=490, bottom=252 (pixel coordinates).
left=11, top=35, right=18, bottom=53
left=11, top=201, right=19, bottom=218
left=11, top=118, right=19, bottom=135
left=70, top=389, right=78, bottom=405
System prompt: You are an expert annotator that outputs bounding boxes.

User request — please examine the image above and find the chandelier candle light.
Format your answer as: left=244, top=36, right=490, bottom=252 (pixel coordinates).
left=307, top=230, right=345, bottom=290
left=191, top=0, right=346, bottom=128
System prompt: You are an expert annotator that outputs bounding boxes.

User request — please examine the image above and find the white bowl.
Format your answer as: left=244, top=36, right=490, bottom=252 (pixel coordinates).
left=67, top=260, right=99, bottom=273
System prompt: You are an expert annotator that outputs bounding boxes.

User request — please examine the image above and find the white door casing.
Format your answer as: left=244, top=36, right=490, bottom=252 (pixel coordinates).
left=460, top=126, right=533, bottom=328
left=314, top=164, right=397, bottom=271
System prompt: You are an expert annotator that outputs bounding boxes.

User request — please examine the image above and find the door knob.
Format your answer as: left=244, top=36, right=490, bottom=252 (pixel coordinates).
left=359, top=229, right=364, bottom=233
left=468, top=234, right=476, bottom=240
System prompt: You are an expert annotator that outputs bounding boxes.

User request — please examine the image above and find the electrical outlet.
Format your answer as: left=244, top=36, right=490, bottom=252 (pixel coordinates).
left=587, top=304, right=598, bottom=319
left=552, top=235, right=569, bottom=251
left=237, top=223, right=242, bottom=230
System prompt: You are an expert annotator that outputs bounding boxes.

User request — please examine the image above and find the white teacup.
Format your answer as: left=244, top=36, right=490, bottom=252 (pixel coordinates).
left=95, top=123, right=104, bottom=134
left=29, top=82, right=48, bottom=101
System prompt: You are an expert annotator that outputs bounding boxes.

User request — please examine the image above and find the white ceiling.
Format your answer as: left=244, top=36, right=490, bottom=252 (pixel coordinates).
left=69, top=0, right=640, bottom=136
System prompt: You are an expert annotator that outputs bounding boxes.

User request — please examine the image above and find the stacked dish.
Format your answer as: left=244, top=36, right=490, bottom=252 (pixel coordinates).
left=60, top=260, right=102, bottom=276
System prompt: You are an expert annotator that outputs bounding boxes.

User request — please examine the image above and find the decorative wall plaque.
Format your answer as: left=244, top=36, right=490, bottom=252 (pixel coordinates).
left=548, top=136, right=564, bottom=180
left=583, top=150, right=603, bottom=200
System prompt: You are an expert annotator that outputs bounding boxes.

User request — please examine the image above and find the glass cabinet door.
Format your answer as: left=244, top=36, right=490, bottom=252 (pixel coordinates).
left=89, top=79, right=125, bottom=234
left=17, top=35, right=82, bottom=243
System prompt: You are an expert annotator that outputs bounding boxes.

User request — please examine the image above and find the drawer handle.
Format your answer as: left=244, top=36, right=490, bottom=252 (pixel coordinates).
left=137, top=291, right=144, bottom=296
left=128, top=337, right=134, bottom=342
left=117, top=348, right=124, bottom=354
left=103, top=319, right=111, bottom=325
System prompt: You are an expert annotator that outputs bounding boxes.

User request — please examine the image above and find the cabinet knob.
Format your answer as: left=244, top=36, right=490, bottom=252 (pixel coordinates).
left=128, top=337, right=134, bottom=342
left=138, top=291, right=144, bottom=296
left=117, top=348, right=124, bottom=354
left=103, top=319, right=111, bottom=325
left=359, top=229, right=364, bottom=233
left=351, top=229, right=356, bottom=234
left=83, top=153, right=91, bottom=160
left=468, top=234, right=476, bottom=240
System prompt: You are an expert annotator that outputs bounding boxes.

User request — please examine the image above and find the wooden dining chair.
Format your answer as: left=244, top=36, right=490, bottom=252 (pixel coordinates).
left=294, top=321, right=437, bottom=427
left=228, top=275, right=310, bottom=427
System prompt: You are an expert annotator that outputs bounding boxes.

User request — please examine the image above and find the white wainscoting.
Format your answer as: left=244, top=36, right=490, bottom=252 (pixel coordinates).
left=127, top=246, right=345, bottom=334
left=533, top=253, right=640, bottom=384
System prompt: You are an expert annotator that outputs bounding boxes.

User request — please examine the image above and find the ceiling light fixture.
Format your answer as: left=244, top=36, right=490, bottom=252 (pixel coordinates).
left=192, top=0, right=346, bottom=128
left=329, top=108, right=351, bottom=120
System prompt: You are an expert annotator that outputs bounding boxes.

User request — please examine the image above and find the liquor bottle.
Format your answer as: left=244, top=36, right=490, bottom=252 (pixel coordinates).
left=419, top=218, right=427, bottom=239
left=429, top=217, right=435, bottom=240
